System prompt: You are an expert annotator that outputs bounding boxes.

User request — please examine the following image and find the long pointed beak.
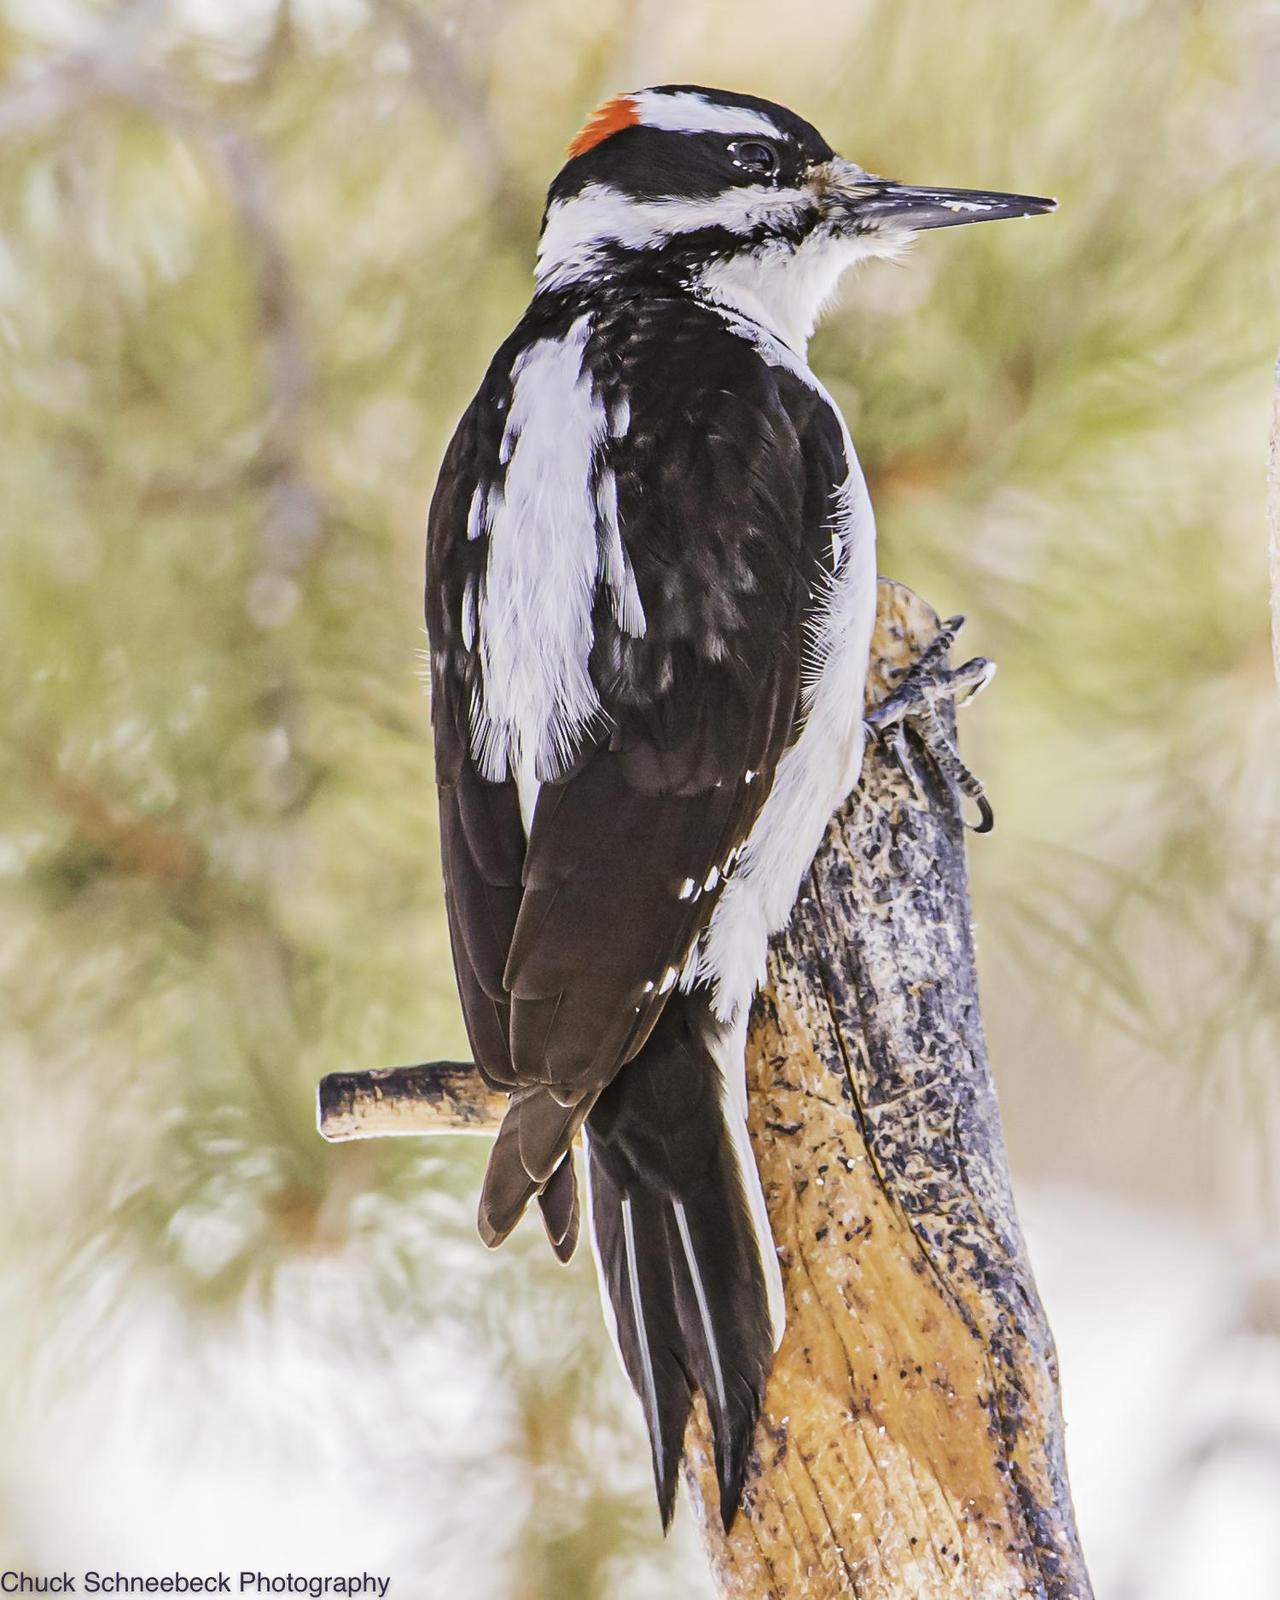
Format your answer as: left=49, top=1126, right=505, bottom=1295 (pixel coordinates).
left=840, top=175, right=1057, bottom=232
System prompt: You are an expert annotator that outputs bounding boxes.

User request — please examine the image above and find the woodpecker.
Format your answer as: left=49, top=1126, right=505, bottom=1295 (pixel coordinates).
left=425, top=85, right=1053, bottom=1530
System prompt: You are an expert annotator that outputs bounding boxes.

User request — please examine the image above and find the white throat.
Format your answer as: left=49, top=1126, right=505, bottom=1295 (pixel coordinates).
left=694, top=230, right=866, bottom=357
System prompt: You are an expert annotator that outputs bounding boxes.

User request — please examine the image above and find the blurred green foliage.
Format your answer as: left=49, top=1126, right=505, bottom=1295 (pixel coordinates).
left=1, top=0, right=1277, bottom=1592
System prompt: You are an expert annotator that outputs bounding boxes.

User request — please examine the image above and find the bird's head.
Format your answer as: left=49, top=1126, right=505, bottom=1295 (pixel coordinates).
left=537, top=85, right=1055, bottom=353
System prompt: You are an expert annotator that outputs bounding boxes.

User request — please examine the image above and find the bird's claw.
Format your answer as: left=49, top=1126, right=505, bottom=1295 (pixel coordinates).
left=864, top=615, right=996, bottom=833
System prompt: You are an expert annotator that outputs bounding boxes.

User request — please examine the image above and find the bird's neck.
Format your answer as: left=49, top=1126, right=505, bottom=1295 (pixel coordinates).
left=691, top=234, right=862, bottom=358
left=524, top=231, right=862, bottom=361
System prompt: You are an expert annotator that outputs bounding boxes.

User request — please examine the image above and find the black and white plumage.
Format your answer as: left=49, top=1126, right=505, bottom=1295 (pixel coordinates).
left=425, top=85, right=1053, bottom=1528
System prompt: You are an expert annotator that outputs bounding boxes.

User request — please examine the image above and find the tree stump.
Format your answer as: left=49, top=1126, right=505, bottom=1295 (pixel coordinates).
left=318, top=580, right=1094, bottom=1600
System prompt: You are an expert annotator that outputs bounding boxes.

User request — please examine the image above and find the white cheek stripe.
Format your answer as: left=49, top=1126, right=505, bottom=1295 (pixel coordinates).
left=536, top=182, right=813, bottom=292
left=628, top=90, right=783, bottom=143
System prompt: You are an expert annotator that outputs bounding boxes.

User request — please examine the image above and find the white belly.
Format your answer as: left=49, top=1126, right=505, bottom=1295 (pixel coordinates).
left=697, top=315, right=878, bottom=1024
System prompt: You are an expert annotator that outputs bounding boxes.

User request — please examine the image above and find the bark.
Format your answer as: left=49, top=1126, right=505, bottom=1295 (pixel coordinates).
left=317, top=579, right=1093, bottom=1600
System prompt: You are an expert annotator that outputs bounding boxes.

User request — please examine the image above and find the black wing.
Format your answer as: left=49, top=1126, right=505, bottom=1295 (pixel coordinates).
left=426, top=297, right=847, bottom=1250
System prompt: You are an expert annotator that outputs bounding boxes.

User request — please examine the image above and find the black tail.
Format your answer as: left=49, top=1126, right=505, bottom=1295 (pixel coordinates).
left=584, top=988, right=777, bottom=1531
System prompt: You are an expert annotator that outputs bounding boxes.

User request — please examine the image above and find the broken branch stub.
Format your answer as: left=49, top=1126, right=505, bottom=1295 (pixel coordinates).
left=680, top=580, right=1091, bottom=1599
left=318, top=1060, right=506, bottom=1139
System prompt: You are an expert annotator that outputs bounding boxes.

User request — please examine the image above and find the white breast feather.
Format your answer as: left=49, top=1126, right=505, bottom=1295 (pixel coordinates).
left=697, top=229, right=870, bottom=357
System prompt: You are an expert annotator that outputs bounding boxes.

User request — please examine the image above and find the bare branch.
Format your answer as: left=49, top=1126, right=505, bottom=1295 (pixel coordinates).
left=318, top=1061, right=505, bottom=1140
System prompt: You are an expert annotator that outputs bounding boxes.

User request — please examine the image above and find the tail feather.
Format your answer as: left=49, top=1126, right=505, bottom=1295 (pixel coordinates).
left=478, top=1085, right=593, bottom=1248
left=537, top=1154, right=580, bottom=1262
left=585, top=988, right=777, bottom=1530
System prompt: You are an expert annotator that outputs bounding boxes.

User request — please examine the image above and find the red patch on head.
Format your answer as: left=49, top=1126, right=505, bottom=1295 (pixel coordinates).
left=567, top=94, right=641, bottom=159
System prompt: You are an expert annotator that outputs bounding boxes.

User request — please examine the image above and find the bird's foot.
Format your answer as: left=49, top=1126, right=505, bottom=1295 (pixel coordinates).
left=864, top=615, right=996, bottom=833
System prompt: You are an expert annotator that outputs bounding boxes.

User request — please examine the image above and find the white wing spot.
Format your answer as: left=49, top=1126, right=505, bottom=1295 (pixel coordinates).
left=704, top=867, right=720, bottom=892
left=678, top=877, right=696, bottom=900
left=677, top=942, right=701, bottom=993
left=466, top=485, right=490, bottom=542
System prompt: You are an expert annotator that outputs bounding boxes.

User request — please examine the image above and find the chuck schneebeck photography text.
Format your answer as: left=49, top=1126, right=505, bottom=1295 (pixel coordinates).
left=0, top=1577, right=391, bottom=1597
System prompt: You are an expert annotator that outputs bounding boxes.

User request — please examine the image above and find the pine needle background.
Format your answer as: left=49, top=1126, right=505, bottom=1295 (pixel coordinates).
left=1, top=1, right=1277, bottom=1594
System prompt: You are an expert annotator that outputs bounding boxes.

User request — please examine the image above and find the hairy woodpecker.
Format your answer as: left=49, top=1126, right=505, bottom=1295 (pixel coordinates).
left=425, top=85, right=1053, bottom=1530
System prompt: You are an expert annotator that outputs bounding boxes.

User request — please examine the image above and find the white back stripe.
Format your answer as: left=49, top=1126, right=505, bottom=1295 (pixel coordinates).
left=473, top=318, right=604, bottom=784
left=470, top=316, right=645, bottom=797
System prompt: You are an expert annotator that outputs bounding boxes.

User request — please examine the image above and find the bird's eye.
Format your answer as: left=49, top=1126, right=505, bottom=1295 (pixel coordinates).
left=728, top=139, right=780, bottom=179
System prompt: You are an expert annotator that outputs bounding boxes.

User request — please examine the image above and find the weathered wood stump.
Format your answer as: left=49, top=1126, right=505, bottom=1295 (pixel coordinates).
left=318, top=579, right=1094, bottom=1600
